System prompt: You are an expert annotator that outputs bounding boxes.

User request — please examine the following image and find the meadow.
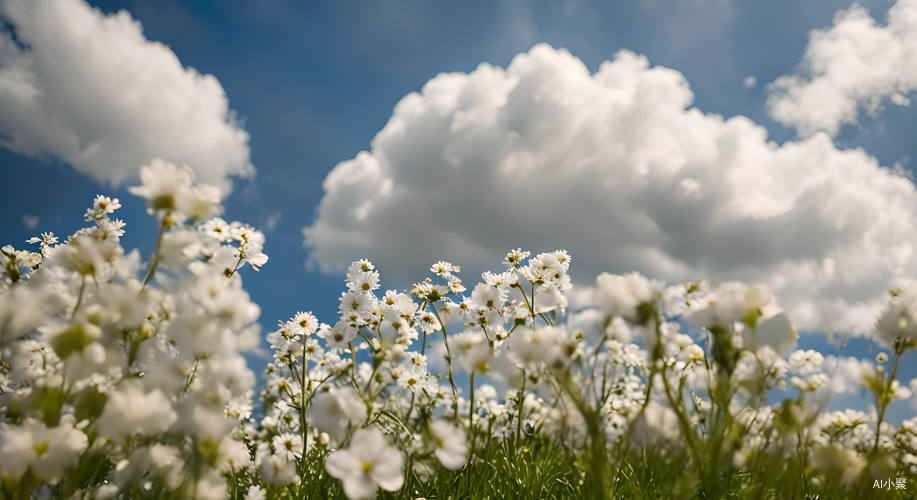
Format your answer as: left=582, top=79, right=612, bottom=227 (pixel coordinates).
left=1, top=159, right=915, bottom=499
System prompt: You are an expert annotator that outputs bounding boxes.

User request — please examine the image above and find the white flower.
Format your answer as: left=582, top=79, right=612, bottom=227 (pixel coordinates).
left=789, top=349, right=824, bottom=375
left=325, top=426, right=405, bottom=499
left=257, top=443, right=299, bottom=486
left=272, top=433, right=304, bottom=461
left=593, top=272, right=662, bottom=324
left=876, top=283, right=917, bottom=347
left=244, top=486, right=266, bottom=500
left=0, top=285, right=45, bottom=340
left=339, top=291, right=374, bottom=323
left=430, top=261, right=457, bottom=277
left=469, top=282, right=505, bottom=312
left=289, top=311, right=319, bottom=337
left=202, top=217, right=233, bottom=242
left=84, top=194, right=121, bottom=221
left=307, top=387, right=365, bottom=437
left=348, top=270, right=381, bottom=293
left=128, top=158, right=196, bottom=217
left=324, top=320, right=359, bottom=349
left=96, top=382, right=177, bottom=438
left=791, top=373, right=828, bottom=392
left=504, top=248, right=531, bottom=268
left=745, top=312, right=797, bottom=354
left=0, top=416, right=88, bottom=479
left=688, top=282, right=774, bottom=328
left=113, top=444, right=183, bottom=488
left=429, top=420, right=468, bottom=470
left=507, top=326, right=571, bottom=368
left=27, top=231, right=58, bottom=247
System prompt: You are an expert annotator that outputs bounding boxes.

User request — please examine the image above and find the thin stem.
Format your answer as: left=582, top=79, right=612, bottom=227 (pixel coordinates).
left=71, top=275, right=87, bottom=318
left=468, top=371, right=476, bottom=461
left=512, top=283, right=536, bottom=320
left=516, top=369, right=527, bottom=446
left=429, top=303, right=459, bottom=419
left=660, top=364, right=704, bottom=474
left=300, top=335, right=309, bottom=460
left=181, top=358, right=201, bottom=395
left=142, top=220, right=167, bottom=287
left=225, top=254, right=245, bottom=279
left=872, top=338, right=903, bottom=453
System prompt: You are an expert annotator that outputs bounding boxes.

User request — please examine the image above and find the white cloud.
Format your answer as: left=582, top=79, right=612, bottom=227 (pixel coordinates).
left=264, top=211, right=282, bottom=232
left=822, top=355, right=871, bottom=396
left=21, top=214, right=39, bottom=230
left=767, top=0, right=917, bottom=137
left=0, top=0, right=253, bottom=190
left=743, top=75, right=756, bottom=88
left=304, top=44, right=917, bottom=338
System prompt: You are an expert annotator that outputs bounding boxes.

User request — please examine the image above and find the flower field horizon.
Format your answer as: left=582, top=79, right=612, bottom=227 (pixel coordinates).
left=1, top=160, right=916, bottom=498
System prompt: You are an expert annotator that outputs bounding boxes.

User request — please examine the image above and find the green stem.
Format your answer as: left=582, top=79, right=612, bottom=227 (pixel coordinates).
left=142, top=220, right=167, bottom=287
left=468, top=371, right=476, bottom=462
left=71, top=275, right=87, bottom=318
left=429, top=303, right=459, bottom=419
left=872, top=338, right=903, bottom=453
left=660, top=364, right=704, bottom=476
left=300, top=336, right=309, bottom=463
left=225, top=254, right=245, bottom=279
left=516, top=369, right=527, bottom=447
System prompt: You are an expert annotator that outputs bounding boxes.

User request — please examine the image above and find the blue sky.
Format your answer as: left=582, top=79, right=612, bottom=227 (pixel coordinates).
left=2, top=0, right=917, bottom=419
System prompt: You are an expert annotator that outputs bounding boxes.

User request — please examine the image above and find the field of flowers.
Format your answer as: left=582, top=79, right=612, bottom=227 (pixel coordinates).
left=1, top=159, right=916, bottom=499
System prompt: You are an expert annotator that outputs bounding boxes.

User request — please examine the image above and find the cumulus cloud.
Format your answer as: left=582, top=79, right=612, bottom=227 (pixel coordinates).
left=0, top=0, right=253, bottom=190
left=767, top=0, right=917, bottom=137
left=304, top=44, right=917, bottom=337
left=21, top=214, right=39, bottom=230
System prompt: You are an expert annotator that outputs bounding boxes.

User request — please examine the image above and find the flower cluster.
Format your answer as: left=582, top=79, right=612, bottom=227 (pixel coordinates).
left=247, top=248, right=916, bottom=498
left=2, top=163, right=916, bottom=499
left=0, top=159, right=265, bottom=499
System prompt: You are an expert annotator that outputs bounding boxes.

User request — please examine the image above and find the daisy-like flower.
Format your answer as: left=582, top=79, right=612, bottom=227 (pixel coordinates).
left=244, top=485, right=266, bottom=500
left=271, top=433, right=304, bottom=461
left=429, top=420, right=468, bottom=470
left=202, top=218, right=233, bottom=242
left=26, top=232, right=58, bottom=247
left=347, top=270, right=380, bottom=293
left=325, top=426, right=404, bottom=499
left=0, top=415, right=88, bottom=479
left=96, top=218, right=127, bottom=240
left=307, top=387, right=365, bottom=437
left=430, top=261, right=460, bottom=277
left=504, top=248, right=531, bottom=268
left=593, top=272, right=662, bottom=324
left=339, top=291, right=373, bottom=323
left=876, top=283, right=917, bottom=348
left=469, top=282, right=505, bottom=311
left=128, top=158, right=195, bottom=217
left=289, top=311, right=319, bottom=337
left=324, top=320, right=359, bottom=349
left=230, top=223, right=268, bottom=271
left=411, top=281, right=450, bottom=302
left=347, top=259, right=375, bottom=276
left=84, top=195, right=121, bottom=221
left=448, top=277, right=466, bottom=294
left=789, top=349, right=824, bottom=375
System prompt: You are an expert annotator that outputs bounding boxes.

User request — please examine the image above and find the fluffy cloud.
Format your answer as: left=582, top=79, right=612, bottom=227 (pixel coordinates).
left=304, top=44, right=917, bottom=337
left=0, top=0, right=253, bottom=189
left=767, top=0, right=917, bottom=137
